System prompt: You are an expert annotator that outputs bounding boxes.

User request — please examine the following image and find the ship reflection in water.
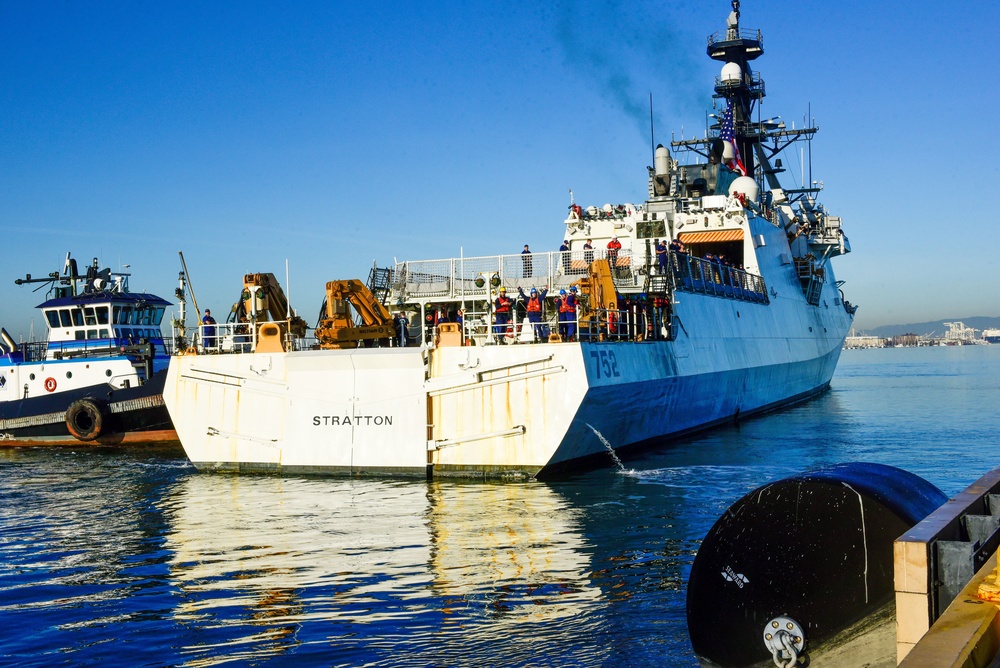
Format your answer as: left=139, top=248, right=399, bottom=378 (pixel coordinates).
left=164, top=476, right=613, bottom=666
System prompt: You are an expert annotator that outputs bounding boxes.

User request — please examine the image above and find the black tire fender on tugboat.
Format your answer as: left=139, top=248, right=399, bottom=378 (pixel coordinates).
left=65, top=398, right=107, bottom=442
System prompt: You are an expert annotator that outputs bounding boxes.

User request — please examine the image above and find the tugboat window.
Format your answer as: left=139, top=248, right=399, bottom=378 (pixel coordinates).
left=71, top=308, right=84, bottom=327
left=45, top=310, right=60, bottom=328
left=59, top=310, right=72, bottom=328
left=96, top=306, right=109, bottom=325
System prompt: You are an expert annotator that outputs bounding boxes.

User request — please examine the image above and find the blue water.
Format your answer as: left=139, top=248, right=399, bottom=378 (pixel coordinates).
left=1, top=346, right=998, bottom=666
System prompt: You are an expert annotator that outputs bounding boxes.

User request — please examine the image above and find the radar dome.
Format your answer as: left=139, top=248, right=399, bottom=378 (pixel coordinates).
left=721, top=62, right=741, bottom=83
left=729, top=176, right=759, bottom=202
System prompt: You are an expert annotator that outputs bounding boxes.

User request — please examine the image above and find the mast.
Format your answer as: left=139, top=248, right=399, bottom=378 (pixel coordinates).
left=706, top=0, right=764, bottom=177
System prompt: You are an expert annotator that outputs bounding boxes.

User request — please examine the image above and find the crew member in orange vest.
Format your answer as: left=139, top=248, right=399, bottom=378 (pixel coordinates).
left=493, top=287, right=515, bottom=337
left=518, top=286, right=548, bottom=341
left=558, top=286, right=579, bottom=341
left=607, top=236, right=622, bottom=274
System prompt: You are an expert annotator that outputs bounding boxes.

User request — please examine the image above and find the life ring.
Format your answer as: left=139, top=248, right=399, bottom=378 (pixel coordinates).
left=65, top=399, right=106, bottom=442
left=44, top=377, right=57, bottom=392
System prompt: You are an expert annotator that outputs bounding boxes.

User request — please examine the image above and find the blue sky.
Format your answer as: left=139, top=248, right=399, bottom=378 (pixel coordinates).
left=2, top=0, right=997, bottom=339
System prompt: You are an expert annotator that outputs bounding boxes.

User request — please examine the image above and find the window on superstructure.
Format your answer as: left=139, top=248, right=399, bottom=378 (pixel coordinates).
left=99, top=329, right=109, bottom=338
left=59, top=310, right=72, bottom=328
left=71, top=309, right=84, bottom=327
left=87, top=329, right=98, bottom=340
left=96, top=306, right=109, bottom=325
left=84, top=307, right=97, bottom=326
left=153, top=307, right=165, bottom=326
left=121, top=306, right=133, bottom=325
left=637, top=220, right=667, bottom=239
left=45, top=311, right=59, bottom=328
left=75, top=331, right=85, bottom=340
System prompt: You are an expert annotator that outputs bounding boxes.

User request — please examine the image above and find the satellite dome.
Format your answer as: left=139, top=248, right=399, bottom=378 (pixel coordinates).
left=721, top=62, right=741, bottom=83
left=729, top=176, right=759, bottom=202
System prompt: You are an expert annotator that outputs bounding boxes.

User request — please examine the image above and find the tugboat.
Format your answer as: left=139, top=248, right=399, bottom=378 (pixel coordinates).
left=164, top=0, right=856, bottom=478
left=0, top=253, right=176, bottom=445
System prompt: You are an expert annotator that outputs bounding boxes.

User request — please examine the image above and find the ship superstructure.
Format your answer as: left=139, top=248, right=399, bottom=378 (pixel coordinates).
left=164, top=1, right=856, bottom=478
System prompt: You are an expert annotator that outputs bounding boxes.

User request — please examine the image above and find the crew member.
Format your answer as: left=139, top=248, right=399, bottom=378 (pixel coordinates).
left=559, top=240, right=571, bottom=274
left=607, top=236, right=622, bottom=273
left=518, top=286, right=548, bottom=341
left=559, top=286, right=579, bottom=342
left=202, top=309, right=217, bottom=351
left=655, top=238, right=668, bottom=274
left=494, top=287, right=515, bottom=338
left=394, top=312, right=409, bottom=347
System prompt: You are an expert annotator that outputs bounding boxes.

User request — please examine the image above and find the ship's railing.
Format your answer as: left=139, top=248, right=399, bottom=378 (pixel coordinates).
left=420, top=299, right=676, bottom=347
left=670, top=252, right=769, bottom=304
left=707, top=27, right=763, bottom=47
left=392, top=248, right=636, bottom=302
left=579, top=304, right=675, bottom=343
left=174, top=322, right=318, bottom=355
left=12, top=338, right=169, bottom=363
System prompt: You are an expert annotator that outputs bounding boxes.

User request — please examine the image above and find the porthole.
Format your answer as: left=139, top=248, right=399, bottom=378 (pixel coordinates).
left=29, top=373, right=35, bottom=381
left=66, top=371, right=73, bottom=379
left=736, top=311, right=741, bottom=318
left=106, top=369, right=113, bottom=377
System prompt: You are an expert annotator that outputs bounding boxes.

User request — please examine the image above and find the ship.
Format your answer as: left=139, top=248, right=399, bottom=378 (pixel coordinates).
left=983, top=328, right=1000, bottom=344
left=163, top=0, right=856, bottom=479
left=0, top=253, right=177, bottom=446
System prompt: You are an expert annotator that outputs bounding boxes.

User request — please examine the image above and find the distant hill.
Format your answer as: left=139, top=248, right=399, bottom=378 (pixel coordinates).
left=862, top=317, right=1000, bottom=338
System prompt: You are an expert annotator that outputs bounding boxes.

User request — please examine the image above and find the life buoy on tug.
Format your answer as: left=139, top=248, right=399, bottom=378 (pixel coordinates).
left=44, top=377, right=57, bottom=392
left=65, top=398, right=106, bottom=442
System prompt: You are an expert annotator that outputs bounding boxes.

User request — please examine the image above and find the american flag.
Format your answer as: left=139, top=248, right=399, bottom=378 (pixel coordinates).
left=720, top=99, right=746, bottom=176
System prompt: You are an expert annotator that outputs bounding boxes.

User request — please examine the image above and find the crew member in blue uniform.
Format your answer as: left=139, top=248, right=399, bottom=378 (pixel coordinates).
left=394, top=311, right=409, bottom=347
left=202, top=309, right=217, bottom=351
left=559, top=240, right=571, bottom=274
left=655, top=239, right=668, bottom=274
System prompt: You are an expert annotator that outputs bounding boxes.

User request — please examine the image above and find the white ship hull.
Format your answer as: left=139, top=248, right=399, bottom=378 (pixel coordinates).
left=164, top=225, right=850, bottom=478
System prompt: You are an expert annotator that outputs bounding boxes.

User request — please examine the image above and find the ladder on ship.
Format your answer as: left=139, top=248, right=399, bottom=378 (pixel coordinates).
left=367, top=266, right=394, bottom=305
